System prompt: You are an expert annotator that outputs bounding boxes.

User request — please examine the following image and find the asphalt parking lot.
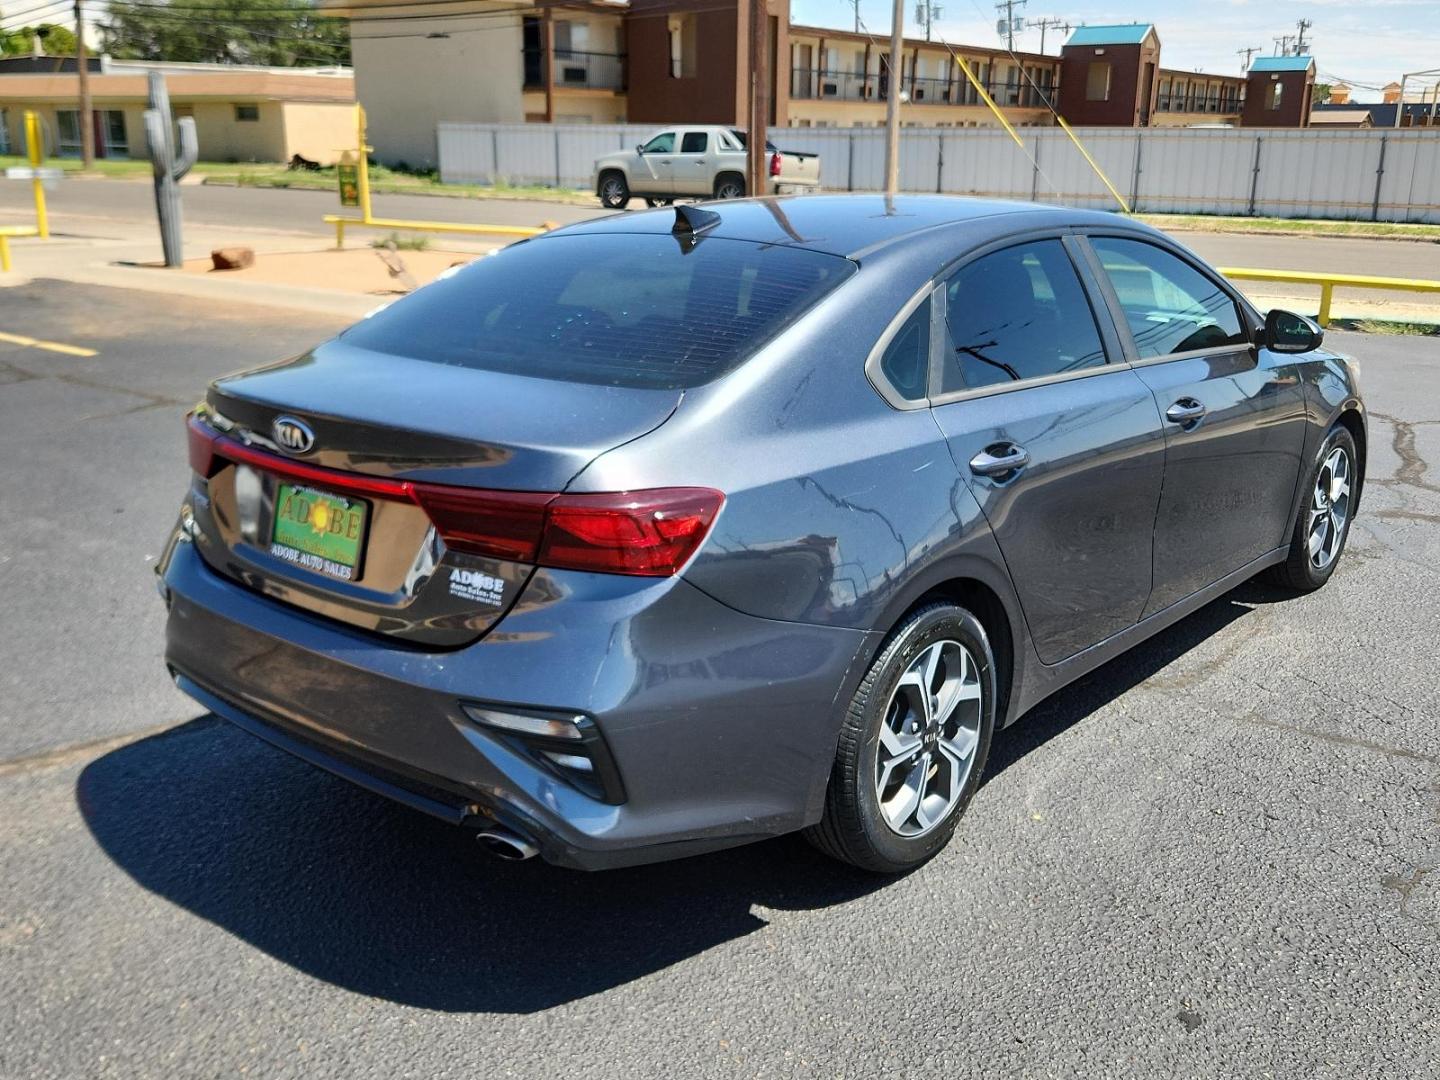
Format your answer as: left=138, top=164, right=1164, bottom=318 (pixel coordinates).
left=1, top=280, right=1437, bottom=1078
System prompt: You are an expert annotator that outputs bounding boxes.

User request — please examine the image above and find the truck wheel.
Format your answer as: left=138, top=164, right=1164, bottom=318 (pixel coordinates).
left=598, top=171, right=630, bottom=210
left=713, top=174, right=746, bottom=200
left=644, top=198, right=674, bottom=208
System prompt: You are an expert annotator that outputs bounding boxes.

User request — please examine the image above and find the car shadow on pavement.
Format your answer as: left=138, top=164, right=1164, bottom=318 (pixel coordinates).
left=76, top=582, right=1283, bottom=1014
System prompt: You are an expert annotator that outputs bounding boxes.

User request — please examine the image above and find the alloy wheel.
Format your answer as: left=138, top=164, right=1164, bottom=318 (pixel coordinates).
left=601, top=178, right=626, bottom=206
left=874, top=639, right=984, bottom=837
left=1308, top=445, right=1351, bottom=569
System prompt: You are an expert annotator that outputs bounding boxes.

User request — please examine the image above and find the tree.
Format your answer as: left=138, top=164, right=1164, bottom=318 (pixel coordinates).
left=0, top=22, right=76, bottom=56
left=1312, top=82, right=1333, bottom=105
left=99, top=0, right=350, bottom=66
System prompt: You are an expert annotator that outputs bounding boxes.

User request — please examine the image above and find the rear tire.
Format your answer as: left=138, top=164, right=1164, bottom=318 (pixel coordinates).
left=712, top=174, right=746, bottom=200
left=805, top=602, right=996, bottom=873
left=598, top=171, right=630, bottom=210
left=1265, top=424, right=1359, bottom=591
left=643, top=197, right=673, bottom=208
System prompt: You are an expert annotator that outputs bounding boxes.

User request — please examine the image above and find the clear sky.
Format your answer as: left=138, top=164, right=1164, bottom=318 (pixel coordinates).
left=790, top=0, right=1440, bottom=101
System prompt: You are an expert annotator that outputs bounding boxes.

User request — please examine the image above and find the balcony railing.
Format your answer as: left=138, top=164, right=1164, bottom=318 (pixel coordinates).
left=522, top=49, right=626, bottom=92
left=1158, top=92, right=1240, bottom=114
left=790, top=68, right=1056, bottom=110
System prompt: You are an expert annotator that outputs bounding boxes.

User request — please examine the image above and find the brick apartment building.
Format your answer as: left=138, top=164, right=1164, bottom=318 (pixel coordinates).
left=316, top=0, right=1318, bottom=168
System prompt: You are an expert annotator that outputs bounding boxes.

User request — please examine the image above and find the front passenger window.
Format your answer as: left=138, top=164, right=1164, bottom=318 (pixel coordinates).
left=940, top=239, right=1108, bottom=393
left=1090, top=237, right=1246, bottom=358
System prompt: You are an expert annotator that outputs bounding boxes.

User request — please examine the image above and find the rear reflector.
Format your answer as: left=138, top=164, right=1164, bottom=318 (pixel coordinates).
left=187, top=414, right=723, bottom=576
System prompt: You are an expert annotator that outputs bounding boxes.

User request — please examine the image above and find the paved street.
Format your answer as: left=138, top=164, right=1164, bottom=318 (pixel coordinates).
left=2, top=179, right=1437, bottom=312
left=1, top=280, right=1437, bottom=1078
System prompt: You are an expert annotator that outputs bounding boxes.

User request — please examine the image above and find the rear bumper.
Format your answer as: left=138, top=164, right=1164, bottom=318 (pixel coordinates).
left=161, top=537, right=873, bottom=869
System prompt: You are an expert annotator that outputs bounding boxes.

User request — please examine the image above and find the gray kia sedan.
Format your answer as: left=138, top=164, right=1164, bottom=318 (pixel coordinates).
left=158, top=196, right=1364, bottom=873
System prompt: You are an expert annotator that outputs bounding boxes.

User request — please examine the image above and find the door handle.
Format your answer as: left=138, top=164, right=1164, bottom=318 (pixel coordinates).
left=969, top=444, right=1030, bottom=477
left=1165, top=398, right=1207, bottom=425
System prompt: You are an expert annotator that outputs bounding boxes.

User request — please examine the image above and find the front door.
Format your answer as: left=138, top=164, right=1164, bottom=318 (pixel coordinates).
left=931, top=236, right=1167, bottom=665
left=671, top=129, right=712, bottom=195
left=634, top=130, right=676, bottom=194
left=1083, top=234, right=1309, bottom=614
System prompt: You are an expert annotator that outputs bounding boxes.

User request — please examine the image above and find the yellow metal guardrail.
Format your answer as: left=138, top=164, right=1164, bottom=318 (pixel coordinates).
left=0, top=225, right=39, bottom=273
left=325, top=214, right=545, bottom=248
left=1220, top=267, right=1440, bottom=328
left=326, top=105, right=547, bottom=248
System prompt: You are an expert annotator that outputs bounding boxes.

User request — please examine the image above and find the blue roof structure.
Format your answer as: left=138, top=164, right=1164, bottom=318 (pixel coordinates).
left=1249, top=56, right=1315, bottom=73
left=1065, top=24, right=1155, bottom=47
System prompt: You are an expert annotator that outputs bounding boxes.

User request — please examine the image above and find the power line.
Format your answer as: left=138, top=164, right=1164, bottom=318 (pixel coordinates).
left=1, top=0, right=73, bottom=26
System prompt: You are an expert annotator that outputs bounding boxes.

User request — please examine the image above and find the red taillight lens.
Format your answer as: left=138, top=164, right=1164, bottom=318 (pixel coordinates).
left=769, top=151, right=781, bottom=178
left=187, top=414, right=218, bottom=478
left=540, top=489, right=724, bottom=577
left=411, top=486, right=550, bottom=562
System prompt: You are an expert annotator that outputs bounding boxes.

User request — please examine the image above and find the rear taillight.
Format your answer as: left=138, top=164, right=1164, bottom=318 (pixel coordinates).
left=411, top=486, right=550, bottom=562
left=186, top=415, right=723, bottom=576
left=540, top=489, right=724, bottom=577
left=769, top=150, right=781, bottom=178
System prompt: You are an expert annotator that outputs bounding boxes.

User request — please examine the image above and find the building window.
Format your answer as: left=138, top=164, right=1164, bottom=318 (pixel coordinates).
left=554, top=19, right=588, bottom=59
left=667, top=14, right=696, bottom=78
left=1086, top=61, right=1111, bottom=102
left=1266, top=81, right=1284, bottom=111
left=0, top=108, right=9, bottom=154
left=235, top=104, right=260, bottom=122
left=56, top=109, right=128, bottom=157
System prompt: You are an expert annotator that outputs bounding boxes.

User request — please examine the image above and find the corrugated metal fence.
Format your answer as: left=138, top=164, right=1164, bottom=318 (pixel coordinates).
left=438, top=122, right=1440, bottom=224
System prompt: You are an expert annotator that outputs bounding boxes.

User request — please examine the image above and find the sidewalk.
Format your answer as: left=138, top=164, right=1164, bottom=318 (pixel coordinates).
left=0, top=204, right=505, bottom=319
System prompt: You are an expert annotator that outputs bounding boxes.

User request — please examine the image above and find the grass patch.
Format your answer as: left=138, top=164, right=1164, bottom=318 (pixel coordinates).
left=200, top=162, right=593, bottom=204
left=1139, top=213, right=1440, bottom=242
left=369, top=231, right=430, bottom=251
left=1336, top=317, right=1440, bottom=336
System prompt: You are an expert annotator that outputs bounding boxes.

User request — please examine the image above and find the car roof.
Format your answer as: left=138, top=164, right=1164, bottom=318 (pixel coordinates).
left=542, top=194, right=1140, bottom=260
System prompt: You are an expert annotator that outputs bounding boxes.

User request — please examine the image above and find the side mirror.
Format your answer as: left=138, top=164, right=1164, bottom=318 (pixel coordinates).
left=635, top=144, right=646, bottom=155
left=1264, top=309, right=1324, bottom=354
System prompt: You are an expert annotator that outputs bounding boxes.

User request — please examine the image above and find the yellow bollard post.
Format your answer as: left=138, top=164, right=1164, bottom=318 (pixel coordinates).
left=25, top=111, right=49, bottom=239
left=0, top=233, right=11, bottom=273
left=1317, top=283, right=1334, bottom=328
left=335, top=218, right=345, bottom=249
left=356, top=104, right=373, bottom=225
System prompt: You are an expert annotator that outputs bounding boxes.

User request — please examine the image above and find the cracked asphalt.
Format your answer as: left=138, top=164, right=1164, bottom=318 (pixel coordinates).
left=0, top=281, right=1436, bottom=1079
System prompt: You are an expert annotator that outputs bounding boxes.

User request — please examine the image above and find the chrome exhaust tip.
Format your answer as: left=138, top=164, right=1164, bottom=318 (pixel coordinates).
left=476, top=827, right=539, bottom=861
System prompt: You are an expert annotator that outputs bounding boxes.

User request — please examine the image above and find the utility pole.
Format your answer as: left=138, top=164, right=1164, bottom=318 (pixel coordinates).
left=1032, top=15, right=1065, bottom=54
left=74, top=0, right=94, bottom=169
left=1273, top=34, right=1294, bottom=56
left=850, top=0, right=861, bottom=33
left=745, top=0, right=769, bottom=198
left=915, top=0, right=942, bottom=42
left=1294, top=18, right=1312, bottom=54
left=884, top=0, right=903, bottom=195
left=994, top=0, right=1026, bottom=52
left=1238, top=46, right=1260, bottom=72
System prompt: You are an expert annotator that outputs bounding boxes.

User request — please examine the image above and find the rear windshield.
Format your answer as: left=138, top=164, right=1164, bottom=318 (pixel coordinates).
left=340, top=233, right=855, bottom=390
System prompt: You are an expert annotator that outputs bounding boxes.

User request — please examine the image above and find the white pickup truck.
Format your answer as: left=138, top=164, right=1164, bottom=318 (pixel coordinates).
left=593, top=126, right=820, bottom=209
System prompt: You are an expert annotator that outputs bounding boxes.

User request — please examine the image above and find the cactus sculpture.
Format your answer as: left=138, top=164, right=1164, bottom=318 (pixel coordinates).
left=143, top=72, right=198, bottom=268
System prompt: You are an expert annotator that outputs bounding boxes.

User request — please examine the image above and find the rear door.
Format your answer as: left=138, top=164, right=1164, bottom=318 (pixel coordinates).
left=928, top=235, right=1167, bottom=665
left=671, top=129, right=713, bottom=195
left=633, top=130, right=677, bottom=194
left=1081, top=234, right=1308, bottom=614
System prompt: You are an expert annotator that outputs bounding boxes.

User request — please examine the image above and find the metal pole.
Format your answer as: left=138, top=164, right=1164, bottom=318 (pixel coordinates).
left=883, top=0, right=903, bottom=195
left=1371, top=133, right=1388, bottom=223
left=25, top=111, right=49, bottom=238
left=1394, top=75, right=1406, bottom=129
left=357, top=105, right=372, bottom=223
left=74, top=0, right=95, bottom=169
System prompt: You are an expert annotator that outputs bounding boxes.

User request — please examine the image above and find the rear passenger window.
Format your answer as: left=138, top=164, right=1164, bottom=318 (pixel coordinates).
left=1090, top=237, right=1246, bottom=358
left=680, top=131, right=708, bottom=153
left=878, top=299, right=931, bottom=402
left=940, top=239, right=1108, bottom=393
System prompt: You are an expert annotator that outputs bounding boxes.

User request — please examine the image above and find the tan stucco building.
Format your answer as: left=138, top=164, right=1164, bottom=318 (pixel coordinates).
left=0, top=61, right=356, bottom=163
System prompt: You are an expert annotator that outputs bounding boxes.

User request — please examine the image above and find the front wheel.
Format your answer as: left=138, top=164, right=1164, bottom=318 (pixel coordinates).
left=805, top=602, right=996, bottom=873
left=1266, top=423, right=1360, bottom=590
left=598, top=172, right=630, bottom=210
